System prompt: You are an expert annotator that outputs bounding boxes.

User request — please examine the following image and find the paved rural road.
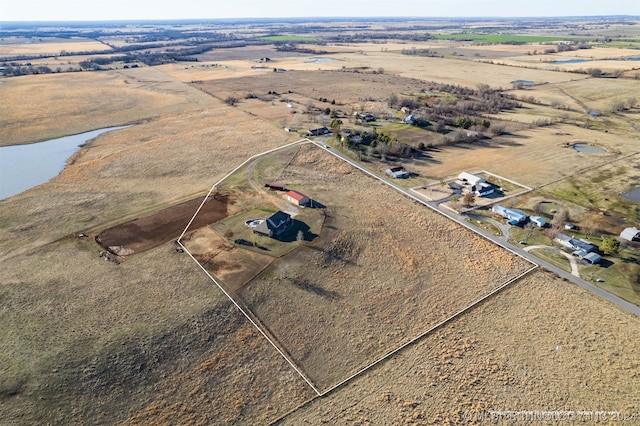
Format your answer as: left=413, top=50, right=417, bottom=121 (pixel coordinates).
left=312, top=138, right=640, bottom=317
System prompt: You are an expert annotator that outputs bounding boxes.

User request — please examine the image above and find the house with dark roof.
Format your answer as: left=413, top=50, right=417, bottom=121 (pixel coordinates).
left=253, top=211, right=291, bottom=238
left=471, top=182, right=495, bottom=197
left=385, top=166, right=410, bottom=179
left=307, top=127, right=330, bottom=136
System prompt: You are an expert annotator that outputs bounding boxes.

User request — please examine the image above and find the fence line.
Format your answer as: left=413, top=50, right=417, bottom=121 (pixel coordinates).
left=178, top=241, right=322, bottom=396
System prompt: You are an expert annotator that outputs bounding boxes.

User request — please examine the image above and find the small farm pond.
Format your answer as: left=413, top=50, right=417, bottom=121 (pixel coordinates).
left=306, top=57, right=333, bottom=63
left=511, top=80, right=534, bottom=86
left=0, top=126, right=130, bottom=201
left=573, top=143, right=606, bottom=154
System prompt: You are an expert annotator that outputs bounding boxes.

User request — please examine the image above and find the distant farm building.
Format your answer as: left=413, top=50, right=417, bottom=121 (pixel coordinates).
left=458, top=172, right=485, bottom=186
left=555, top=234, right=597, bottom=253
left=385, top=166, right=410, bottom=179
left=620, top=227, right=640, bottom=241
left=492, top=204, right=527, bottom=225
left=285, top=190, right=310, bottom=206
left=573, top=249, right=602, bottom=264
left=253, top=211, right=291, bottom=238
left=307, top=127, right=330, bottom=136
left=471, top=182, right=495, bottom=197
left=530, top=216, right=547, bottom=228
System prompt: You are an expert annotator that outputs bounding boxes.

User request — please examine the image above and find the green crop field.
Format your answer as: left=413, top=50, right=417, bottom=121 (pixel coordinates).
left=433, top=33, right=583, bottom=43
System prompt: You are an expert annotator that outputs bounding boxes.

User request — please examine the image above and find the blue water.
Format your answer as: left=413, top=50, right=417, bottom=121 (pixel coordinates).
left=0, top=126, right=129, bottom=200
left=573, top=143, right=606, bottom=154
left=553, top=59, right=588, bottom=64
left=553, top=57, right=640, bottom=64
left=306, top=57, right=333, bottom=63
left=511, top=80, right=534, bottom=86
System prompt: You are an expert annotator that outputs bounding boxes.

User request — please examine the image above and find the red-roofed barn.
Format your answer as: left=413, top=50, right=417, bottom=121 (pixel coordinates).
left=285, top=190, right=310, bottom=206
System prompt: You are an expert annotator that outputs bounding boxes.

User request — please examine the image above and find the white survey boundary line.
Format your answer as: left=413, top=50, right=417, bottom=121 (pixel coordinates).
left=177, top=239, right=322, bottom=396
left=319, top=264, right=537, bottom=396
left=178, top=138, right=538, bottom=395
left=177, top=139, right=307, bottom=242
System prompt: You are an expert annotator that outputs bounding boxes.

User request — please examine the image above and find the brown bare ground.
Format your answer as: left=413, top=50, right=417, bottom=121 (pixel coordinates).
left=96, top=194, right=228, bottom=255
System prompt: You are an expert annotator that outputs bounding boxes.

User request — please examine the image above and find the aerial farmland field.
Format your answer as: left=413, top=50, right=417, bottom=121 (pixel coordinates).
left=1, top=15, right=640, bottom=424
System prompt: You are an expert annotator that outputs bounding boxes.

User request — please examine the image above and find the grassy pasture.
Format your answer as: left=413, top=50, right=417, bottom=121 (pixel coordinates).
left=3, top=19, right=640, bottom=423
left=280, top=270, right=640, bottom=423
left=0, top=67, right=218, bottom=145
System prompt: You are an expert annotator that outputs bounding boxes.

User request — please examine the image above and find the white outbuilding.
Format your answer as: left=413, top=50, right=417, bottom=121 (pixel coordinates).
left=620, top=227, right=640, bottom=241
left=457, top=172, right=485, bottom=186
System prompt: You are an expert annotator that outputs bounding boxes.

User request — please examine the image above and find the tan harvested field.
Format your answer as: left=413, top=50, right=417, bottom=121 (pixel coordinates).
left=2, top=19, right=640, bottom=424
left=0, top=38, right=110, bottom=56
left=525, top=78, right=640, bottom=113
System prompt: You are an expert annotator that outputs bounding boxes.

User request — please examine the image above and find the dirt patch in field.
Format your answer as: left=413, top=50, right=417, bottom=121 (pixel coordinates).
left=181, top=227, right=275, bottom=292
left=96, top=194, right=228, bottom=255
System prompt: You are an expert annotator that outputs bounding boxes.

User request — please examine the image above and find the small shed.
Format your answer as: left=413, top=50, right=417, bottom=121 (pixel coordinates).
left=620, top=227, right=640, bottom=241
left=286, top=190, right=310, bottom=206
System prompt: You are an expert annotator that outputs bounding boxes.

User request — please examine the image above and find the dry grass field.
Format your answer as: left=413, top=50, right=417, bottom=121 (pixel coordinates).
left=2, top=19, right=640, bottom=424
left=0, top=67, right=219, bottom=145
left=190, top=143, right=533, bottom=391
left=279, top=270, right=640, bottom=424
left=0, top=37, right=110, bottom=56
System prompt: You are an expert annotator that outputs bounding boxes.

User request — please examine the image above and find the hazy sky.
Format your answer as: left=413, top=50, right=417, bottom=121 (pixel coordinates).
left=1, top=0, right=638, bottom=21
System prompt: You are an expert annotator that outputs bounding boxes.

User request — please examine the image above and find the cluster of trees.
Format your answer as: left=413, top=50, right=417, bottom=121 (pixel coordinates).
left=400, top=48, right=442, bottom=57
left=1, top=63, right=56, bottom=76
left=387, top=82, right=520, bottom=138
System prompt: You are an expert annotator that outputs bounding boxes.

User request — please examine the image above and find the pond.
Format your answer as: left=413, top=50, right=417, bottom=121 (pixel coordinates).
left=0, top=126, right=130, bottom=201
left=552, top=59, right=589, bottom=64
left=306, top=57, right=333, bottom=63
left=621, top=187, right=640, bottom=203
left=511, top=80, right=534, bottom=86
left=573, top=143, right=606, bottom=154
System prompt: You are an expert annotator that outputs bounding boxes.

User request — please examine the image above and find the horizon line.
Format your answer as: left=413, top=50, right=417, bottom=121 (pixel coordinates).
left=1, top=14, right=639, bottom=24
